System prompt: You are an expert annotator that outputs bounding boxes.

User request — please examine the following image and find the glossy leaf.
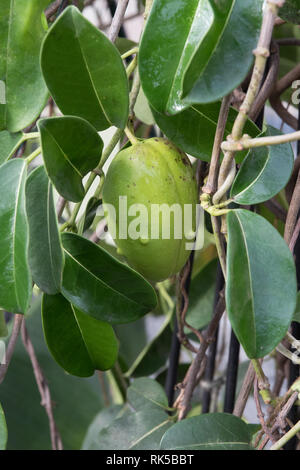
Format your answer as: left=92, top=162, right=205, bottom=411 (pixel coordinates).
left=139, top=0, right=262, bottom=114
left=0, top=403, right=7, bottom=450
left=231, top=127, right=294, bottom=205
left=152, top=103, right=259, bottom=163
left=182, top=0, right=263, bottom=105
left=61, top=233, right=157, bottom=324
left=129, top=320, right=172, bottom=378
left=160, top=413, right=253, bottom=450
left=127, top=378, right=169, bottom=412
left=95, top=409, right=172, bottom=450
left=139, top=0, right=213, bottom=114
left=40, top=6, right=129, bottom=130
left=186, top=258, right=218, bottom=332
left=82, top=405, right=125, bottom=450
left=38, top=116, right=103, bottom=202
left=0, top=0, right=49, bottom=132
left=226, top=209, right=297, bottom=358
left=280, top=0, right=300, bottom=24
left=42, top=293, right=118, bottom=377
left=0, top=159, right=32, bottom=313
left=0, top=130, right=23, bottom=164
left=0, top=297, right=104, bottom=450
left=77, top=197, right=102, bottom=235
left=293, top=292, right=300, bottom=323
left=115, top=37, right=137, bottom=56
left=26, top=166, right=64, bottom=294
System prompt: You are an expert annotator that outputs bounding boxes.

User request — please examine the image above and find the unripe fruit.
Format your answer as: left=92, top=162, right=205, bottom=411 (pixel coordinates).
left=102, top=137, right=198, bottom=282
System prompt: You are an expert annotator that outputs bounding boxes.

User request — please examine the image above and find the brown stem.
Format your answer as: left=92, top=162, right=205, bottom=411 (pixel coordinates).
left=269, top=63, right=300, bottom=130
left=21, top=322, right=63, bottom=450
left=284, top=168, right=300, bottom=245
left=233, top=362, right=255, bottom=417
left=202, top=94, right=232, bottom=195
left=108, top=0, right=130, bottom=43
left=0, top=314, right=24, bottom=384
left=249, top=41, right=279, bottom=122
left=175, top=294, right=225, bottom=420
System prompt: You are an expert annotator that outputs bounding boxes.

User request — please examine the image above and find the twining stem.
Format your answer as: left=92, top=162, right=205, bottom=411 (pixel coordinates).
left=121, top=47, right=139, bottom=60
left=270, top=419, right=300, bottom=450
left=125, top=126, right=138, bottom=145
left=26, top=146, right=42, bottom=164
left=251, top=358, right=274, bottom=405
left=202, top=94, right=232, bottom=195
left=231, top=1, right=280, bottom=140
left=222, top=130, right=300, bottom=152
left=108, top=0, right=130, bottom=43
left=216, top=0, right=282, bottom=191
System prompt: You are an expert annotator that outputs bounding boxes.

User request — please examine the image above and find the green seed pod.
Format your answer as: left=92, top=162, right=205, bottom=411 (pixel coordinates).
left=102, top=137, right=198, bottom=282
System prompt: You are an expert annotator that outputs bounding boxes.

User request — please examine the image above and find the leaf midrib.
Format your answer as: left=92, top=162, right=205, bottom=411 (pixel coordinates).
left=234, top=211, right=257, bottom=354
left=63, top=246, right=143, bottom=310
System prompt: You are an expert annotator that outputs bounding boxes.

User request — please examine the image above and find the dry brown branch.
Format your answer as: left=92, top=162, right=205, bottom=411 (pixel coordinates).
left=21, top=322, right=63, bottom=450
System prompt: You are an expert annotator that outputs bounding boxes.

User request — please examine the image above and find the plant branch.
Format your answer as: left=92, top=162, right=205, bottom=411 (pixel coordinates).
left=233, top=362, right=255, bottom=417
left=175, top=294, right=226, bottom=420
left=108, top=0, right=130, bottom=43
left=21, top=321, right=63, bottom=450
left=270, top=419, right=300, bottom=450
left=202, top=94, right=232, bottom=195
left=0, top=314, right=23, bottom=384
left=222, top=130, right=300, bottom=152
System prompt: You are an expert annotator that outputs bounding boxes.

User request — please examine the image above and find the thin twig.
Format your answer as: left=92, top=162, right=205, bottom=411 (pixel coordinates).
left=108, top=0, right=130, bottom=43
left=285, top=166, right=300, bottom=245
left=0, top=314, right=23, bottom=384
left=249, top=41, right=279, bottom=122
left=270, top=63, right=300, bottom=130
left=233, top=362, right=255, bottom=417
left=202, top=94, right=232, bottom=195
left=21, top=322, right=63, bottom=450
left=175, top=294, right=226, bottom=420
left=254, top=377, right=277, bottom=445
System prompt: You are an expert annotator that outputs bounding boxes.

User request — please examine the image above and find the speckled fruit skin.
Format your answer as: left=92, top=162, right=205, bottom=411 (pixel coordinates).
left=102, top=137, right=198, bottom=282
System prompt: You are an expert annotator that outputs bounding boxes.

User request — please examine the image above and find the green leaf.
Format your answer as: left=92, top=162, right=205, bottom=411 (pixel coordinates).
left=226, top=209, right=297, bottom=358
left=61, top=233, right=157, bottom=324
left=0, top=130, right=23, bottom=163
left=139, top=0, right=213, bottom=114
left=127, top=378, right=169, bottom=411
left=293, top=292, right=300, bottom=323
left=115, top=37, right=137, bottom=56
left=42, top=293, right=118, bottom=377
left=38, top=116, right=103, bottom=202
left=0, top=159, right=32, bottom=313
left=82, top=405, right=125, bottom=450
left=186, top=258, right=218, bottom=332
left=0, top=297, right=105, bottom=450
left=182, top=0, right=263, bottom=105
left=139, top=0, right=262, bottom=114
left=231, top=127, right=294, bottom=205
left=280, top=0, right=300, bottom=24
left=77, top=196, right=102, bottom=235
left=26, top=166, right=64, bottom=295
left=40, top=6, right=129, bottom=130
left=160, top=413, right=253, bottom=450
left=134, top=87, right=154, bottom=125
left=95, top=409, right=172, bottom=450
left=0, top=402, right=7, bottom=450
left=152, top=102, right=259, bottom=162
left=129, top=320, right=172, bottom=378
left=0, top=311, right=8, bottom=338
left=0, top=0, right=49, bottom=132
